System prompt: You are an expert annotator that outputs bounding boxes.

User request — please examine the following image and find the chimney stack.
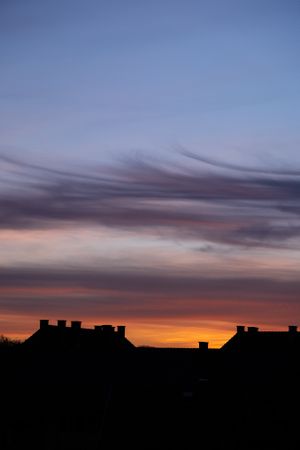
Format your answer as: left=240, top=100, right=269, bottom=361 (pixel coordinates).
left=117, top=326, right=126, bottom=338
left=40, top=319, right=49, bottom=329
left=57, top=320, right=67, bottom=328
left=199, top=341, right=209, bottom=350
left=71, top=321, right=81, bottom=330
left=236, top=325, right=245, bottom=334
left=288, top=325, right=298, bottom=333
left=248, top=326, right=259, bottom=333
left=102, top=325, right=114, bottom=335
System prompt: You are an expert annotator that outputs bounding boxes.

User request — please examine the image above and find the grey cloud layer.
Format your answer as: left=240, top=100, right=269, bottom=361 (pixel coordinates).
left=1, top=154, right=300, bottom=247
left=0, top=266, right=298, bottom=321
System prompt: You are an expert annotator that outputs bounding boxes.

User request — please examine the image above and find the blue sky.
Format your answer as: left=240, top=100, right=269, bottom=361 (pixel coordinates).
left=1, top=0, right=300, bottom=165
left=0, top=1, right=300, bottom=345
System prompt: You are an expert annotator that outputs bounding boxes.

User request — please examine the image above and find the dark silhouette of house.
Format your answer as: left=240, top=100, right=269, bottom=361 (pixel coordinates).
left=23, top=320, right=300, bottom=355
left=23, top=320, right=300, bottom=356
left=221, top=324, right=300, bottom=353
left=24, top=319, right=135, bottom=351
left=2, top=322, right=300, bottom=449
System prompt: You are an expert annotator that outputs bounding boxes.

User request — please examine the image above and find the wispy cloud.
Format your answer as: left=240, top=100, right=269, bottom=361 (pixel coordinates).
left=1, top=153, right=300, bottom=248
left=181, top=149, right=300, bottom=176
left=0, top=265, right=298, bottom=321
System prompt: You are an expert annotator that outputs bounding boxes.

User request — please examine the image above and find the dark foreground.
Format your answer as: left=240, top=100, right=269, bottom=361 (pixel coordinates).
left=1, top=345, right=299, bottom=449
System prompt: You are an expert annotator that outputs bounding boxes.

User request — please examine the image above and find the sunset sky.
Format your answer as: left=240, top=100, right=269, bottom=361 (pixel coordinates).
left=1, top=0, right=300, bottom=347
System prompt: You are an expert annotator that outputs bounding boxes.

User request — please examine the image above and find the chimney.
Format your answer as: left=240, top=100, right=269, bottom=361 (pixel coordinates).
left=71, top=321, right=81, bottom=330
left=236, top=325, right=245, bottom=334
left=248, top=326, right=259, bottom=333
left=102, top=325, right=114, bottom=335
left=199, top=341, right=209, bottom=350
left=117, top=325, right=126, bottom=338
left=40, top=319, right=49, bottom=329
left=57, top=320, right=67, bottom=328
left=94, top=325, right=102, bottom=332
left=288, top=325, right=298, bottom=333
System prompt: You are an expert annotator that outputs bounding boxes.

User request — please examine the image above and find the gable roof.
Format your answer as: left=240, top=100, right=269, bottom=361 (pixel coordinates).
left=24, top=320, right=135, bottom=351
left=221, top=325, right=300, bottom=352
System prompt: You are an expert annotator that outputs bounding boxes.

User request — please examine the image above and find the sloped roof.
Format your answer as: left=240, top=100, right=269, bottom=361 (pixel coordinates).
left=24, top=322, right=135, bottom=351
left=222, top=327, right=300, bottom=352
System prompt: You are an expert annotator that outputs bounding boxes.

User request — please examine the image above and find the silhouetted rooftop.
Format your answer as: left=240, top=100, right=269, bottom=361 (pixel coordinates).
left=222, top=325, right=300, bottom=352
left=24, top=319, right=135, bottom=351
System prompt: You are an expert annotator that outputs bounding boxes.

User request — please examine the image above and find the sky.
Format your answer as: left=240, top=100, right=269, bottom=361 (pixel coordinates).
left=1, top=0, right=300, bottom=347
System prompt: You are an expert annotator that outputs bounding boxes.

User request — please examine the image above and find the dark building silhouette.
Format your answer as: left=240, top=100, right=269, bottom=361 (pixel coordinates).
left=23, top=320, right=300, bottom=355
left=222, top=324, right=300, bottom=353
left=24, top=319, right=135, bottom=351
left=1, top=321, right=300, bottom=449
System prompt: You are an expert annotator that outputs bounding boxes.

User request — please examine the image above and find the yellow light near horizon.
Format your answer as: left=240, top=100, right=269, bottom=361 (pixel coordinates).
left=125, top=322, right=233, bottom=348
left=2, top=315, right=295, bottom=348
left=2, top=315, right=233, bottom=347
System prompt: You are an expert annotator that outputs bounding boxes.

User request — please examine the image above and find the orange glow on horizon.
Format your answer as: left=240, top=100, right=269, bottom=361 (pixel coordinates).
left=0, top=315, right=244, bottom=348
left=1, top=314, right=297, bottom=348
left=124, top=322, right=234, bottom=348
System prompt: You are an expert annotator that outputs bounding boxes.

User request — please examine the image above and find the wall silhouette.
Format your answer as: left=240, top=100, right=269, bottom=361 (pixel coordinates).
left=0, top=321, right=299, bottom=449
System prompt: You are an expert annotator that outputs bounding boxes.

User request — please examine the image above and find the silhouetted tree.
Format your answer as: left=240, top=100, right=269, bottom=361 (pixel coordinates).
left=0, top=335, right=21, bottom=347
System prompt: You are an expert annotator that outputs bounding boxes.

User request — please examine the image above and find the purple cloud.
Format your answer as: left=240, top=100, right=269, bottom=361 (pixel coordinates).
left=0, top=265, right=298, bottom=322
left=0, top=153, right=300, bottom=248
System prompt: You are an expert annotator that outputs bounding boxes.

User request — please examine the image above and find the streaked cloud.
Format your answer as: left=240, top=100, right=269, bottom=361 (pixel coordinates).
left=0, top=153, right=300, bottom=249
left=0, top=263, right=299, bottom=346
left=0, top=264, right=299, bottom=315
left=1, top=152, right=300, bottom=345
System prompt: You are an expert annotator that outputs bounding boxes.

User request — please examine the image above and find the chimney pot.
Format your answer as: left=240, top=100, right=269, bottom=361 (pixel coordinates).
left=236, top=325, right=245, bottom=333
left=199, top=341, right=209, bottom=350
left=57, top=320, right=67, bottom=328
left=40, top=319, right=49, bottom=329
left=248, top=326, right=259, bottom=333
left=102, top=325, right=114, bottom=335
left=117, top=325, right=126, bottom=338
left=289, top=325, right=298, bottom=333
left=71, top=321, right=81, bottom=329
